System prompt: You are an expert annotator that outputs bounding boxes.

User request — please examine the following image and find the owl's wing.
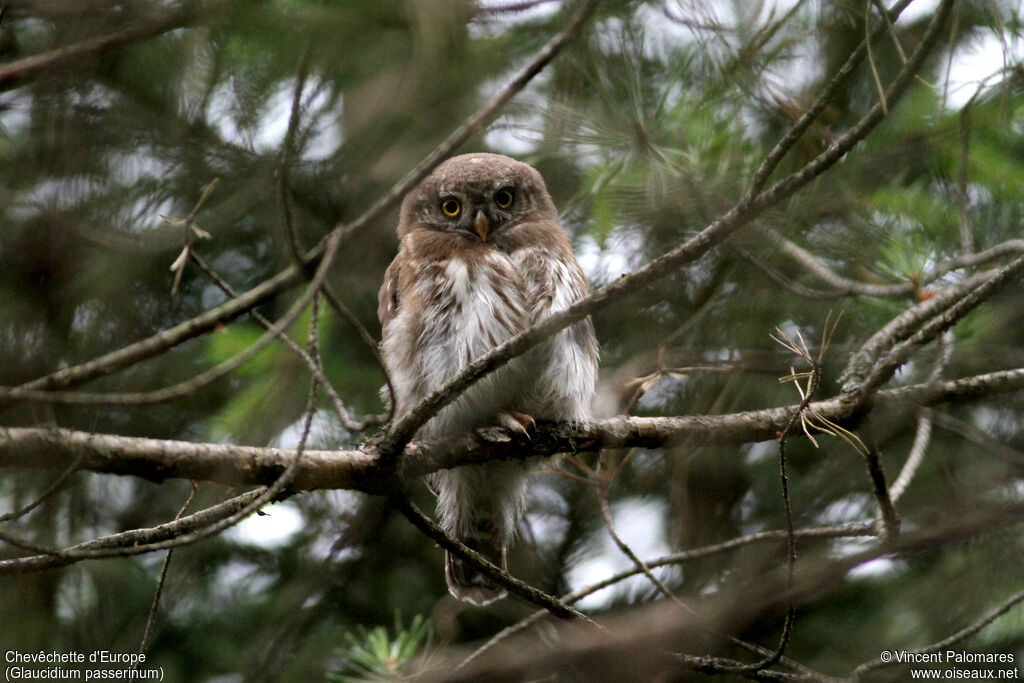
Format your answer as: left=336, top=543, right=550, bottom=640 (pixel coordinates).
left=539, top=247, right=599, bottom=368
left=377, top=255, right=403, bottom=330
left=517, top=225, right=599, bottom=421
left=518, top=229, right=592, bottom=330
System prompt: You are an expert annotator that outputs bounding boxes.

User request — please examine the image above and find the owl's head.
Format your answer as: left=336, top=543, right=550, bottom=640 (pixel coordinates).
left=398, top=153, right=557, bottom=241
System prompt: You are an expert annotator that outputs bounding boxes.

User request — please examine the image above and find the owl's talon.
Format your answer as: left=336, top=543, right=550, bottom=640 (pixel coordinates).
left=497, top=410, right=535, bottom=438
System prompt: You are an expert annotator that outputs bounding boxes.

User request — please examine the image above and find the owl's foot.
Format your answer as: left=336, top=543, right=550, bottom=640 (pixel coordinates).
left=497, top=410, right=535, bottom=437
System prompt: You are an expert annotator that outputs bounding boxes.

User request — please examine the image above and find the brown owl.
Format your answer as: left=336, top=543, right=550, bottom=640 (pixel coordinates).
left=378, top=153, right=598, bottom=605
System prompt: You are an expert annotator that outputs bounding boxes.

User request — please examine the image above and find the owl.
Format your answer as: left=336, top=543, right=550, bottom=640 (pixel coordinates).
left=378, top=153, right=598, bottom=605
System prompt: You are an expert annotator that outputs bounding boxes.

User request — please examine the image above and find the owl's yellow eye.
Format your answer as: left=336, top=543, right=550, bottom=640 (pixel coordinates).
left=494, top=189, right=514, bottom=209
left=440, top=198, right=461, bottom=217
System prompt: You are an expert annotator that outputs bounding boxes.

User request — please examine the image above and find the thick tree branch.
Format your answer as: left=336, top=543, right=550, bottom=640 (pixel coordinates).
left=840, top=269, right=995, bottom=390
left=858, top=254, right=1024, bottom=396
left=3, top=366, right=1022, bottom=492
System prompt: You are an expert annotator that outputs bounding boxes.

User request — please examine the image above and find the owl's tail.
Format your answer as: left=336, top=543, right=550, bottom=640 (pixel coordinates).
left=430, top=463, right=529, bottom=606
left=444, top=536, right=508, bottom=606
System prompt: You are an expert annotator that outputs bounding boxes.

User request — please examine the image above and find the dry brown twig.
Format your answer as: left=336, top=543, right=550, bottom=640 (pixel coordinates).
left=164, top=178, right=218, bottom=297
left=773, top=312, right=865, bottom=455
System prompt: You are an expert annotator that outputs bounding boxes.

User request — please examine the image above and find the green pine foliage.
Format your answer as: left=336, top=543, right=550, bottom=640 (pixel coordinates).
left=326, top=612, right=432, bottom=682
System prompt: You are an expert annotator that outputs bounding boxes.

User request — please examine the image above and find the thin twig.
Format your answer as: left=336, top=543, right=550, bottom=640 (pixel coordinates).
left=594, top=458, right=833, bottom=680
left=270, top=58, right=394, bottom=428
left=0, top=452, right=85, bottom=523
left=0, top=524, right=68, bottom=556
left=716, top=314, right=847, bottom=674
left=753, top=224, right=1024, bottom=299
left=320, top=284, right=397, bottom=426
left=135, top=482, right=199, bottom=664
left=726, top=359, right=815, bottom=673
left=930, top=411, right=1024, bottom=467
left=731, top=241, right=847, bottom=299
left=890, top=335, right=954, bottom=502
left=276, top=52, right=311, bottom=266
left=747, top=0, right=917, bottom=196
left=0, top=284, right=313, bottom=406
left=862, top=440, right=900, bottom=539
left=890, top=408, right=933, bottom=503
left=865, top=0, right=889, bottom=116
left=749, top=224, right=913, bottom=298
left=957, top=104, right=975, bottom=255
left=165, top=178, right=218, bottom=297
left=594, top=460, right=682, bottom=605
left=870, top=0, right=908, bottom=63
left=939, top=0, right=961, bottom=111
left=0, top=168, right=358, bottom=408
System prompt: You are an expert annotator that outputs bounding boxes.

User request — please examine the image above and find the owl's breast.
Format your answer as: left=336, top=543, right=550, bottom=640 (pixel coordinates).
left=420, top=249, right=529, bottom=364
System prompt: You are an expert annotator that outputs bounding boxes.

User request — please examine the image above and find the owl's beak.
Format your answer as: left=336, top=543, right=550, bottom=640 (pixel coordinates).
left=473, top=211, right=490, bottom=241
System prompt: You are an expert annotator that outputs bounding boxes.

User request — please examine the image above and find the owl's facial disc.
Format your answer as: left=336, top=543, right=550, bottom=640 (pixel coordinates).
left=431, top=181, right=524, bottom=242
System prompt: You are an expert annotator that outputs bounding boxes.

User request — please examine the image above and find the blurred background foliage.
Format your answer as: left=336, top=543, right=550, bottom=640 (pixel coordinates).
left=1, top=0, right=1024, bottom=680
